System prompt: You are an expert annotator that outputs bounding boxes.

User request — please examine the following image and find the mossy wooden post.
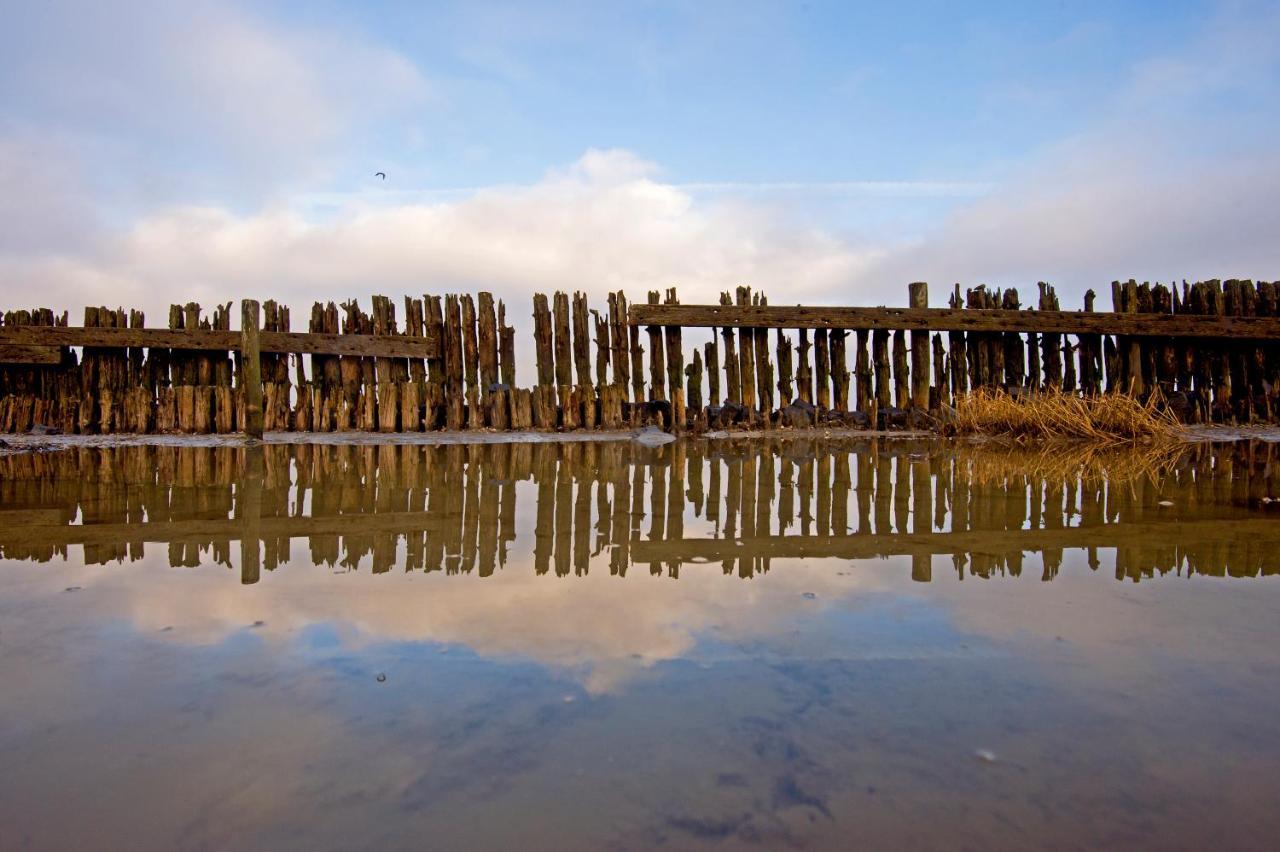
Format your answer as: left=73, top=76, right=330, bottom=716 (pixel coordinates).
left=240, top=299, right=264, bottom=439
left=908, top=282, right=929, bottom=408
left=646, top=291, right=666, bottom=402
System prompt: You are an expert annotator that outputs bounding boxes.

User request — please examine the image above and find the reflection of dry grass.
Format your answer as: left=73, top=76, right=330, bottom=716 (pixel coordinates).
left=947, top=388, right=1184, bottom=443
left=951, top=438, right=1189, bottom=488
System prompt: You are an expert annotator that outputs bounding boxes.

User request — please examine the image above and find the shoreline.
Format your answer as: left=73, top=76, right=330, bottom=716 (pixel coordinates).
left=2, top=424, right=1278, bottom=453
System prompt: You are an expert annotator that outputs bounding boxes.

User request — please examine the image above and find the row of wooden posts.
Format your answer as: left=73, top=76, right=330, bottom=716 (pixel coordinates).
left=1, top=439, right=1276, bottom=582
left=3, top=279, right=1280, bottom=435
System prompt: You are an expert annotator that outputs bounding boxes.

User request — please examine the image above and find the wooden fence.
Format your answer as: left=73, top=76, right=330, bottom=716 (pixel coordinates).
left=2, top=278, right=1279, bottom=435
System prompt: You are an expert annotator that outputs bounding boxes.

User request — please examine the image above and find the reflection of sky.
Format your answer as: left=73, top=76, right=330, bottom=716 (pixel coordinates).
left=6, top=498, right=1280, bottom=847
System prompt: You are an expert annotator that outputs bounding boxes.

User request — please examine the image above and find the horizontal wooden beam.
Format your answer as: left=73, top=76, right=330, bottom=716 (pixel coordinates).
left=628, top=304, right=1280, bottom=339
left=0, top=344, right=61, bottom=365
left=0, top=326, right=441, bottom=358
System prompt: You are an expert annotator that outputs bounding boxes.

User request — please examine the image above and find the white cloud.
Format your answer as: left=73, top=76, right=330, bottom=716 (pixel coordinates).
left=0, top=149, right=879, bottom=325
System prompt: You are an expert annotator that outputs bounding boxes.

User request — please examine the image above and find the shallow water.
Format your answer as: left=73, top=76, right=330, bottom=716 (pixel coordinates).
left=2, top=437, right=1279, bottom=850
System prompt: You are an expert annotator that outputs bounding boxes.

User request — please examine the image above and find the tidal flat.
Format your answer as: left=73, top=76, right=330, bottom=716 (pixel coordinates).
left=2, top=436, right=1279, bottom=850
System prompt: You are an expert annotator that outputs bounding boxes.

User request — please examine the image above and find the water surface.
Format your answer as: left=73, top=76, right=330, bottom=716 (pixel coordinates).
left=2, top=438, right=1279, bottom=850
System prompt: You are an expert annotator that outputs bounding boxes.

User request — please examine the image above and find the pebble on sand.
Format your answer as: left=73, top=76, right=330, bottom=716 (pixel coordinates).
left=974, top=749, right=997, bottom=763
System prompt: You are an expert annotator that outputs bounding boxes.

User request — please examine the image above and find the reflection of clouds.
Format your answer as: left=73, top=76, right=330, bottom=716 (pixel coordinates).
left=85, top=548, right=894, bottom=694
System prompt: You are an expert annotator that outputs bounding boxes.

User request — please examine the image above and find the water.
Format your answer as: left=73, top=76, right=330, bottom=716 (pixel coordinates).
left=2, top=437, right=1279, bottom=850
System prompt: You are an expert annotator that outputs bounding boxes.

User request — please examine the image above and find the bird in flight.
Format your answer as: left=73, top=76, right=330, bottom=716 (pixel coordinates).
left=375, top=172, right=386, bottom=179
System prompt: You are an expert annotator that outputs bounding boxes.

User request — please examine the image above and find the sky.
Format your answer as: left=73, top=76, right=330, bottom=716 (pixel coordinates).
left=2, top=0, right=1279, bottom=324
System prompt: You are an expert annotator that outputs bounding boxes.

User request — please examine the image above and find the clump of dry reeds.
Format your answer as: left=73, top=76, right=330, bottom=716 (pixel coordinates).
left=946, top=388, right=1184, bottom=444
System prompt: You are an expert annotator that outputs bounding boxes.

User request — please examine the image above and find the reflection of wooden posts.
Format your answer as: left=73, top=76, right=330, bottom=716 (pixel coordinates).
left=240, top=300, right=264, bottom=439
left=239, top=445, right=263, bottom=584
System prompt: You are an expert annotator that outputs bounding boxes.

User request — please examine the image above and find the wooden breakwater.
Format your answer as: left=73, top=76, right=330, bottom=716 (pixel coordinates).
left=2, top=279, right=1280, bottom=436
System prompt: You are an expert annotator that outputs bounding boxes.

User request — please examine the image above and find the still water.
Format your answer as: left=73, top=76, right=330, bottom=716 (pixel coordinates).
left=2, top=437, right=1279, bottom=850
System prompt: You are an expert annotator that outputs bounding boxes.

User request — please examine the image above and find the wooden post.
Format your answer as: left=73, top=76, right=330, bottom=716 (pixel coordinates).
left=706, top=334, right=720, bottom=407
left=553, top=292, right=572, bottom=389
left=855, top=328, right=871, bottom=411
left=908, top=282, right=929, bottom=408
left=736, top=287, right=756, bottom=413
left=646, top=291, right=666, bottom=401
left=830, top=330, right=849, bottom=411
left=753, top=294, right=773, bottom=414
left=720, top=293, right=739, bottom=403
left=796, top=328, right=813, bottom=404
left=478, top=292, right=499, bottom=390
left=892, top=329, right=908, bottom=409
left=815, top=327, right=830, bottom=409
left=664, top=288, right=685, bottom=428
left=573, top=292, right=592, bottom=389
left=240, top=299, right=263, bottom=439
left=533, top=293, right=554, bottom=387
left=776, top=329, right=793, bottom=403
left=873, top=329, right=891, bottom=409
left=1039, top=282, right=1062, bottom=390
left=931, top=333, right=947, bottom=409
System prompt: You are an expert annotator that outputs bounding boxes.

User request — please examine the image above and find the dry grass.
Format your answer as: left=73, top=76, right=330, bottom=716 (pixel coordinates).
left=945, top=388, right=1184, bottom=444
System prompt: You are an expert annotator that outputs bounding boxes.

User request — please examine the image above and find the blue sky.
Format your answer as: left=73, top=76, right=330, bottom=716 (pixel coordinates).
left=1, top=0, right=1278, bottom=317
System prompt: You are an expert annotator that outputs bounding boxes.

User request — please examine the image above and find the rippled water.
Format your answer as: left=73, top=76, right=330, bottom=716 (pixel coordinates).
left=2, top=437, right=1279, bottom=850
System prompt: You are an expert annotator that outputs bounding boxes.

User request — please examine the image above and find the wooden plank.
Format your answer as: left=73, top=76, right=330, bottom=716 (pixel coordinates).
left=0, top=344, right=60, bottom=364
left=0, top=326, right=442, bottom=358
left=627, top=303, right=1280, bottom=339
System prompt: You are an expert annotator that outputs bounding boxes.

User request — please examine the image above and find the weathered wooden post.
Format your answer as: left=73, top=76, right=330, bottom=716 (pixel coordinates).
left=240, top=299, right=264, bottom=439
left=908, top=282, right=929, bottom=408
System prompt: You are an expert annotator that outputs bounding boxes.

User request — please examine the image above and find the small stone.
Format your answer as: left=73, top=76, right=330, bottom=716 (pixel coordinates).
left=376, top=673, right=387, bottom=683
left=562, top=694, right=575, bottom=703
left=63, top=586, right=82, bottom=592
left=974, top=749, right=997, bottom=763
left=801, top=591, right=817, bottom=599
left=251, top=620, right=265, bottom=628
left=1157, top=500, right=1175, bottom=507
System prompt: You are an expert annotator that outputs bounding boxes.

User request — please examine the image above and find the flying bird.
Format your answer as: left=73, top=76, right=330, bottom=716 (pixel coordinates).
left=375, top=171, right=386, bottom=179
